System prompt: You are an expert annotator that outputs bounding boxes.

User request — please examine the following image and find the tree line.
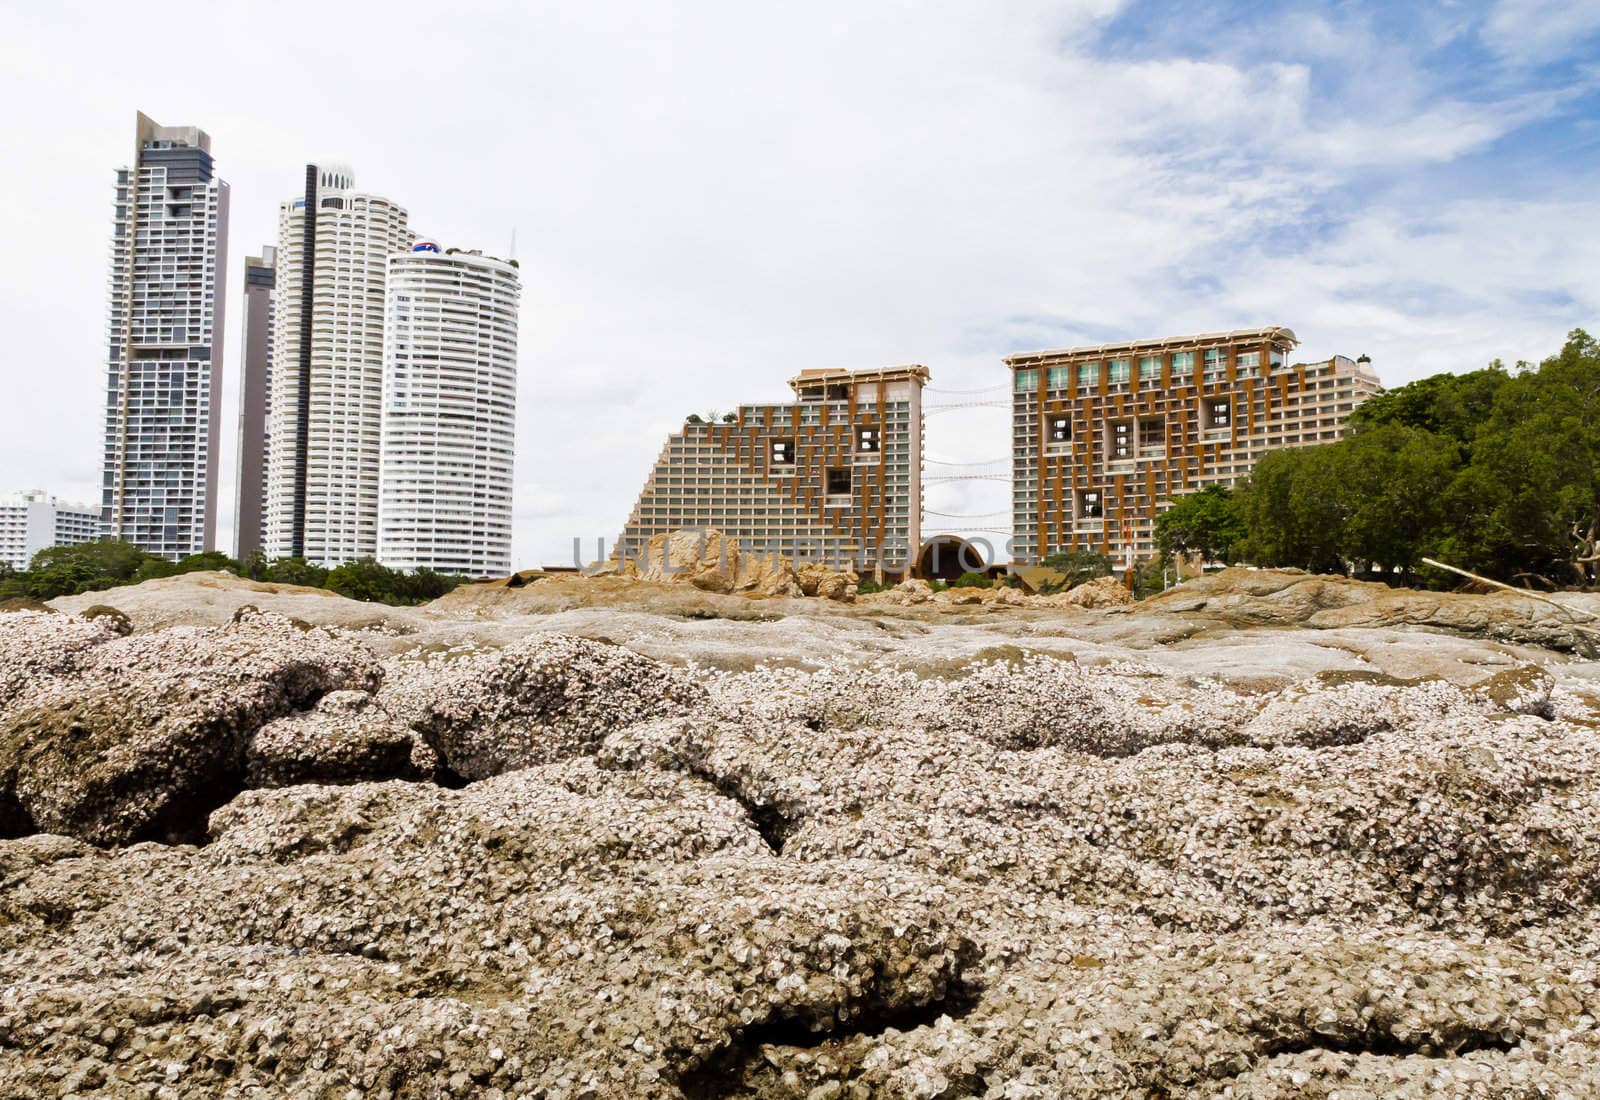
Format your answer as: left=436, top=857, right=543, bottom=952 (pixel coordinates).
left=0, top=541, right=467, bottom=606
left=1155, top=328, right=1600, bottom=588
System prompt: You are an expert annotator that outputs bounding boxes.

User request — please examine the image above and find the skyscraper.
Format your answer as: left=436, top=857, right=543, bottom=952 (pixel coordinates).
left=616, top=366, right=927, bottom=581
left=378, top=241, right=521, bottom=577
left=234, top=247, right=275, bottom=560
left=1006, top=327, right=1382, bottom=564
left=101, top=113, right=229, bottom=559
left=264, top=165, right=410, bottom=565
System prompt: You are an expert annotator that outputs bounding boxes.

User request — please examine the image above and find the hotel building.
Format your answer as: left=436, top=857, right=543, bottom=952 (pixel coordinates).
left=0, top=491, right=101, bottom=571
left=234, top=247, right=275, bottom=559
left=263, top=165, right=411, bottom=566
left=616, top=366, right=927, bottom=580
left=1006, top=327, right=1382, bottom=564
left=377, top=242, right=520, bottom=577
left=100, top=113, right=229, bottom=559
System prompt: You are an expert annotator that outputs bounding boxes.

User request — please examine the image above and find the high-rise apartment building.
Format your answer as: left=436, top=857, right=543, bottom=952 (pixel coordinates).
left=234, top=247, right=275, bottom=560
left=1006, top=327, right=1382, bottom=564
left=617, top=366, right=927, bottom=579
left=377, top=241, right=521, bottom=577
left=101, top=113, right=229, bottom=559
left=0, top=490, right=101, bottom=571
left=264, top=165, right=411, bottom=566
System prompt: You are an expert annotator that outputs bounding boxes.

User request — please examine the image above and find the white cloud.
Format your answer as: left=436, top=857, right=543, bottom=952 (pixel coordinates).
left=1483, top=0, right=1600, bottom=64
left=0, top=1, right=1591, bottom=565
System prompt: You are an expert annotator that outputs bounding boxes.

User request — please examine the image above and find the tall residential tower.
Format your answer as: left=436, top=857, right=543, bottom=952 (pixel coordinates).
left=234, top=247, right=275, bottom=559
left=264, top=165, right=410, bottom=565
left=1006, top=327, right=1382, bottom=564
left=101, top=113, right=229, bottom=558
left=377, top=241, right=521, bottom=576
left=616, top=366, right=927, bottom=580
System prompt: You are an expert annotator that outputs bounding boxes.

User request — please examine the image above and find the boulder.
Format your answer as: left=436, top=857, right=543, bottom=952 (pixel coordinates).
left=246, top=690, right=440, bottom=788
left=622, top=528, right=806, bottom=597
left=622, top=528, right=745, bottom=592
left=0, top=610, right=381, bottom=845
left=397, top=633, right=709, bottom=780
left=1042, top=574, right=1136, bottom=608
left=795, top=560, right=858, bottom=601
left=862, top=578, right=934, bottom=606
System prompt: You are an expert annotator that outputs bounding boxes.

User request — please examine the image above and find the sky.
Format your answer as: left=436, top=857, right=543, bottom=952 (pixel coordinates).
left=0, top=0, right=1596, bottom=567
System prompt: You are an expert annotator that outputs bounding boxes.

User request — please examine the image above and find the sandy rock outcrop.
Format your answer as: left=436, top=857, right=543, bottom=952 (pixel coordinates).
left=1038, top=574, right=1136, bottom=608
left=0, top=608, right=381, bottom=844
left=863, top=577, right=934, bottom=605
left=795, top=560, right=858, bottom=601
left=1148, top=567, right=1600, bottom=650
left=622, top=528, right=866, bottom=601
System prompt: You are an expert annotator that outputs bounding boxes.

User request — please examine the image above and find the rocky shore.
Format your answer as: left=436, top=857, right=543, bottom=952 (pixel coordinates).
left=4, top=570, right=1600, bottom=1097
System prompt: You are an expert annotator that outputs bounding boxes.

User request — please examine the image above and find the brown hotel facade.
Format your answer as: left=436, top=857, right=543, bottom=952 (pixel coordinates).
left=1006, top=327, right=1382, bottom=565
left=616, top=365, right=927, bottom=579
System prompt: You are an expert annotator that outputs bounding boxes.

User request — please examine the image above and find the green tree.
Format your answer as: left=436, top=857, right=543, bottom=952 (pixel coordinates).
left=262, top=557, right=330, bottom=588
left=1039, top=550, right=1114, bottom=589
left=1450, top=330, right=1600, bottom=584
left=239, top=548, right=270, bottom=581
left=1154, top=485, right=1246, bottom=563
left=1235, top=448, right=1349, bottom=573
left=1350, top=365, right=1509, bottom=445
left=325, top=558, right=409, bottom=603
left=24, top=540, right=152, bottom=598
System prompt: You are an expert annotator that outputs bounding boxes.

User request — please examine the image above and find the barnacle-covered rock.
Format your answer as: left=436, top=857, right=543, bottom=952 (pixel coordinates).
left=0, top=609, right=380, bottom=844
left=245, top=689, right=440, bottom=788
left=396, top=633, right=709, bottom=780
left=4, top=603, right=1600, bottom=1096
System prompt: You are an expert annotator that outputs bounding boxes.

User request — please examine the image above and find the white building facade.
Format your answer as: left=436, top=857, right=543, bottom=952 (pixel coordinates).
left=101, top=113, right=229, bottom=559
left=264, top=165, right=411, bottom=566
left=0, top=491, right=101, bottom=571
left=378, top=243, right=520, bottom=576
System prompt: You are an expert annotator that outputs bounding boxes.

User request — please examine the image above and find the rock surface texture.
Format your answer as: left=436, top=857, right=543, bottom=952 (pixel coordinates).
left=5, top=577, right=1600, bottom=1098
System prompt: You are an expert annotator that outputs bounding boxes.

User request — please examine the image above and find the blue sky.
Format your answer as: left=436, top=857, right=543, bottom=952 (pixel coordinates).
left=0, top=0, right=1596, bottom=563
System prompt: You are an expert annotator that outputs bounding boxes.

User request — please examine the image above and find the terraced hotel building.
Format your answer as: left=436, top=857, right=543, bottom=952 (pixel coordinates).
left=617, top=366, right=927, bottom=579
left=1007, top=327, right=1382, bottom=565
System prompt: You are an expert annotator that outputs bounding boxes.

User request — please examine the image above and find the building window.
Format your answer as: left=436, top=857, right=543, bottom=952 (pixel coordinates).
left=1138, top=417, right=1165, bottom=452
left=1014, top=369, right=1038, bottom=393
left=1203, top=400, right=1232, bottom=430
left=1107, top=358, right=1131, bottom=384
left=1203, top=347, right=1228, bottom=378
left=1111, top=420, right=1133, bottom=460
left=1048, top=415, right=1071, bottom=444
left=1077, top=362, right=1101, bottom=385
left=1046, top=366, right=1072, bottom=389
left=1078, top=490, right=1104, bottom=519
left=770, top=438, right=796, bottom=465
left=856, top=426, right=880, bottom=453
left=1138, top=356, right=1161, bottom=381
left=826, top=468, right=852, bottom=495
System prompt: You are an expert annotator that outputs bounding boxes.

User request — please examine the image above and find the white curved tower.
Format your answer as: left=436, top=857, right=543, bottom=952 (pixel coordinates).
left=378, top=243, right=520, bottom=576
left=264, top=165, right=411, bottom=565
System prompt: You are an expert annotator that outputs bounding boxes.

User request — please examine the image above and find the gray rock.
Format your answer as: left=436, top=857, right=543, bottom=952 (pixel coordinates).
left=0, top=609, right=380, bottom=844
left=396, top=632, right=709, bottom=780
